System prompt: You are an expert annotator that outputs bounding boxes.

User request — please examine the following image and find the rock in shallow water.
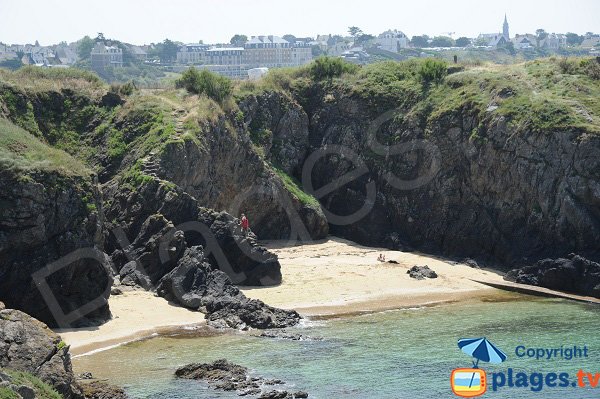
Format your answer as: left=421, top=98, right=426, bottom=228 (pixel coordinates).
left=175, top=360, right=308, bottom=398
left=80, top=380, right=129, bottom=399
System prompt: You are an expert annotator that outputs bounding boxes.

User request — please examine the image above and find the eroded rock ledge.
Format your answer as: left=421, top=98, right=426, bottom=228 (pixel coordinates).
left=175, top=359, right=308, bottom=398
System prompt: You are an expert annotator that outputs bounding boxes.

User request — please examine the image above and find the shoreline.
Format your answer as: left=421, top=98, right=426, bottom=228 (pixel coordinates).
left=66, top=287, right=506, bottom=357
left=56, top=237, right=564, bottom=358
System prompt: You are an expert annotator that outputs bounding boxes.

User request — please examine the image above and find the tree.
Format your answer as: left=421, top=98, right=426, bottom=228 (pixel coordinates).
left=311, top=45, right=324, bottom=57
left=160, top=39, right=179, bottom=63
left=95, top=32, right=106, bottom=42
left=230, top=34, right=248, bottom=46
left=455, top=37, right=471, bottom=47
left=411, top=35, right=429, bottom=48
left=348, top=26, right=363, bottom=38
left=282, top=34, right=297, bottom=43
left=355, top=34, right=375, bottom=46
left=565, top=32, right=584, bottom=46
left=498, top=41, right=516, bottom=55
left=536, top=29, right=548, bottom=47
left=474, top=37, right=489, bottom=46
left=431, top=36, right=455, bottom=47
left=77, top=36, right=95, bottom=60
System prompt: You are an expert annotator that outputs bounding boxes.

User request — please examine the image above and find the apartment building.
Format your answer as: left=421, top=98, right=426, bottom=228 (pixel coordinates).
left=175, top=35, right=312, bottom=78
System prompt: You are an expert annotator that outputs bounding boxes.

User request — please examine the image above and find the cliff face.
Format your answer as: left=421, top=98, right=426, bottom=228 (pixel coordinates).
left=296, top=91, right=600, bottom=263
left=0, top=119, right=110, bottom=328
left=241, top=60, right=600, bottom=264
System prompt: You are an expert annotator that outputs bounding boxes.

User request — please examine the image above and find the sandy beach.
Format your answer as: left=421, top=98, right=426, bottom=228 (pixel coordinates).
left=57, top=237, right=506, bottom=355
left=243, top=237, right=506, bottom=315
left=57, top=290, right=206, bottom=356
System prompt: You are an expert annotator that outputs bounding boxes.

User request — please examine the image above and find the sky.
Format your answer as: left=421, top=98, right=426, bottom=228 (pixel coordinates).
left=1, top=0, right=599, bottom=46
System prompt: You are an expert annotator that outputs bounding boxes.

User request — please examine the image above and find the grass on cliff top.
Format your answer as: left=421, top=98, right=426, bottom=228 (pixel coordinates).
left=240, top=57, right=600, bottom=135
left=0, top=369, right=61, bottom=399
left=0, top=118, right=90, bottom=176
left=0, top=66, right=105, bottom=98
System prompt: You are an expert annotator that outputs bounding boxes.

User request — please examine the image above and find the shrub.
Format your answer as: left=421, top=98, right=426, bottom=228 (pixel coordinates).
left=175, top=67, right=232, bottom=103
left=110, top=81, right=136, bottom=96
left=417, top=59, right=448, bottom=86
left=558, top=57, right=578, bottom=74
left=309, top=56, right=359, bottom=80
left=582, top=58, right=600, bottom=80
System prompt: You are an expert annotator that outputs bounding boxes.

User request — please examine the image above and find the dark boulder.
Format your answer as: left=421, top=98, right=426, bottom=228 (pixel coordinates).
left=157, top=246, right=301, bottom=329
left=175, top=359, right=308, bottom=398
left=407, top=265, right=438, bottom=280
left=462, top=258, right=480, bottom=269
left=505, top=254, right=600, bottom=297
left=80, top=380, right=129, bottom=399
left=0, top=309, right=83, bottom=398
left=175, top=359, right=247, bottom=382
left=116, top=214, right=185, bottom=289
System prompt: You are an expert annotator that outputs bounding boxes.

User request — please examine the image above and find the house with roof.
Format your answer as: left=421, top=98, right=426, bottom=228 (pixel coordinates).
left=477, top=15, right=511, bottom=48
left=128, top=45, right=148, bottom=61
left=580, top=34, right=600, bottom=49
left=376, top=30, right=409, bottom=53
left=540, top=33, right=567, bottom=50
left=91, top=42, right=123, bottom=72
left=477, top=33, right=508, bottom=48
left=512, top=34, right=536, bottom=49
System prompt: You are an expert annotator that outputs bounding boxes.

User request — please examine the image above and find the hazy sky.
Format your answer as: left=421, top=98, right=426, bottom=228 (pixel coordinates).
left=1, top=0, right=599, bottom=46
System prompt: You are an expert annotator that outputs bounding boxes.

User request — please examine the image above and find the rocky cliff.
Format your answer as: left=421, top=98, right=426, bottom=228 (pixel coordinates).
left=0, top=118, right=110, bottom=328
left=1, top=59, right=600, bottom=324
left=240, top=59, right=600, bottom=265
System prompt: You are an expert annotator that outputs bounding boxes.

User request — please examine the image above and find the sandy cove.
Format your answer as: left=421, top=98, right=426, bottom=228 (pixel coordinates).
left=243, top=237, right=506, bottom=316
left=58, top=237, right=506, bottom=355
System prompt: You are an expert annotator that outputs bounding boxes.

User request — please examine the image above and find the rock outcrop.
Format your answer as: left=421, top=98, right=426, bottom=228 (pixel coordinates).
left=0, top=168, right=111, bottom=328
left=505, top=254, right=600, bottom=298
left=154, top=108, right=328, bottom=241
left=0, top=308, right=83, bottom=398
left=79, top=381, right=128, bottom=399
left=157, top=246, right=301, bottom=329
left=105, top=179, right=284, bottom=286
left=175, top=359, right=308, bottom=398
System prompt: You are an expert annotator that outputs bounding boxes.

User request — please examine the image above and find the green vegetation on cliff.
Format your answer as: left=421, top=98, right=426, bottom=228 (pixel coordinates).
left=238, top=56, right=600, bottom=135
left=273, top=167, right=320, bottom=209
left=0, top=369, right=61, bottom=399
left=0, top=118, right=90, bottom=175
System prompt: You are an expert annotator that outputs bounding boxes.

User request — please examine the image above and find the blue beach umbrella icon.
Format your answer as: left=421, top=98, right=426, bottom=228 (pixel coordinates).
left=458, top=337, right=507, bottom=387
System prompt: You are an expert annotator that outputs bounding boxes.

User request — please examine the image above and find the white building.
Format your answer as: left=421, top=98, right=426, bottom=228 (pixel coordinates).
left=177, top=43, right=210, bottom=64
left=376, top=30, right=409, bottom=53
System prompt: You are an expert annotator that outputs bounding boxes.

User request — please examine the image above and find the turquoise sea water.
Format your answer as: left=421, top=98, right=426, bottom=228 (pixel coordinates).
left=74, top=292, right=600, bottom=398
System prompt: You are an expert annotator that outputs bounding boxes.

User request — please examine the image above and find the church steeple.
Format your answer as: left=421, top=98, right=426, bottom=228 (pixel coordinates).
left=503, top=14, right=510, bottom=40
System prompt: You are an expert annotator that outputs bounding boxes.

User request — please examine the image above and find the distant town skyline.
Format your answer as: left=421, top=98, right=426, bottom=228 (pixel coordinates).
left=1, top=0, right=599, bottom=46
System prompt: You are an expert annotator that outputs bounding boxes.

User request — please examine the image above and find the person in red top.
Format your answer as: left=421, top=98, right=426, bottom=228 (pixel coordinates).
left=240, top=214, right=250, bottom=236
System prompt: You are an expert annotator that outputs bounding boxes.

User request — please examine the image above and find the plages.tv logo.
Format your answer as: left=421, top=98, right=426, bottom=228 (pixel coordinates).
left=451, top=337, right=508, bottom=397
